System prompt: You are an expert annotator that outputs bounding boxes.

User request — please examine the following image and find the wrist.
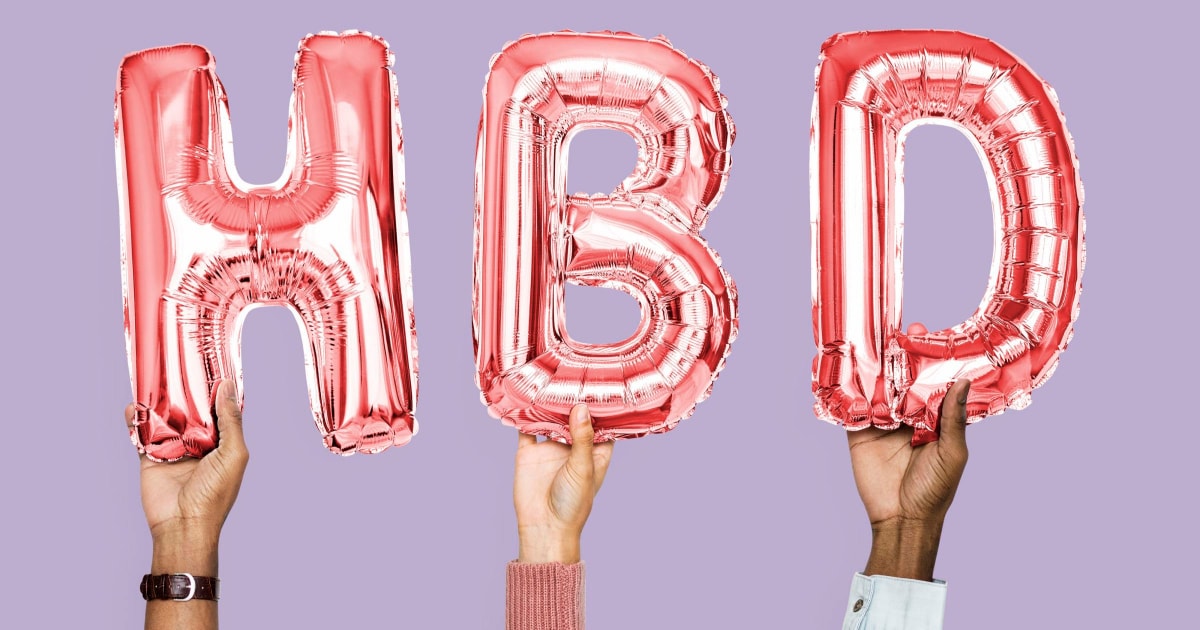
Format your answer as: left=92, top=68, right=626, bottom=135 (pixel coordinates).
left=864, top=517, right=944, bottom=581
left=517, top=526, right=581, bottom=564
left=151, top=524, right=220, bottom=576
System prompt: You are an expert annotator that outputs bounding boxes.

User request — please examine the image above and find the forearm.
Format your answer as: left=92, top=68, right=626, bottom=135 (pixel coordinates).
left=848, top=520, right=947, bottom=629
left=864, top=519, right=942, bottom=581
left=518, top=526, right=581, bottom=564
left=145, top=529, right=220, bottom=630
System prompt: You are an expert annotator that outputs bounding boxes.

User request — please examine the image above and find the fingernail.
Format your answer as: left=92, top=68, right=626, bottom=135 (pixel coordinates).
left=957, top=381, right=971, bottom=405
left=220, top=380, right=238, bottom=401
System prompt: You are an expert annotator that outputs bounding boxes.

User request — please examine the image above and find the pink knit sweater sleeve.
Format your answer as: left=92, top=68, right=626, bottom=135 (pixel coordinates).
left=506, top=562, right=585, bottom=630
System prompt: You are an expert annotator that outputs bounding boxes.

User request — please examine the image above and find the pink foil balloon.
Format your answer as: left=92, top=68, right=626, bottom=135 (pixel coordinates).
left=116, top=32, right=418, bottom=461
left=811, top=30, right=1084, bottom=443
left=474, top=31, right=737, bottom=442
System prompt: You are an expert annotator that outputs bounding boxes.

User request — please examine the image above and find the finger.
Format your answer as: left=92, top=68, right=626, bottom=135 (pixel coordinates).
left=592, top=440, right=615, bottom=492
left=214, top=380, right=248, bottom=459
left=517, top=429, right=537, bottom=448
left=124, top=403, right=147, bottom=462
left=937, top=379, right=971, bottom=450
left=906, top=322, right=929, bottom=336
left=566, top=404, right=596, bottom=479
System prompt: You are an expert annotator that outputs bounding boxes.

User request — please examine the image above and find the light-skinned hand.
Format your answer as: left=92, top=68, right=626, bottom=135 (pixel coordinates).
left=513, top=405, right=614, bottom=564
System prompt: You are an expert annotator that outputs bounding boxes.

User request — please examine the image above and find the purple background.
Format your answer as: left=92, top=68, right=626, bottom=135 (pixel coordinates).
left=1, top=0, right=1191, bottom=626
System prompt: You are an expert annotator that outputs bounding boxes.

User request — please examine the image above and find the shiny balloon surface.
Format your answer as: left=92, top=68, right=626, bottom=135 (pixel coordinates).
left=811, top=30, right=1084, bottom=442
left=474, top=31, right=737, bottom=442
left=117, top=32, right=418, bottom=461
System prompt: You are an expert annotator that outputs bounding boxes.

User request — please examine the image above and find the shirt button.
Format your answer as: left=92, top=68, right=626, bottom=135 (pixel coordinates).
left=852, top=598, right=864, bottom=612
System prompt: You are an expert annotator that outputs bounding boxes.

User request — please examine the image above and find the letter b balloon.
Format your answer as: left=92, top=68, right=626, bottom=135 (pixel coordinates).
left=473, top=32, right=738, bottom=442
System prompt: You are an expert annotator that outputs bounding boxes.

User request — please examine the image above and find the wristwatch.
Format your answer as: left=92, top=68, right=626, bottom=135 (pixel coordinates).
left=140, top=573, right=220, bottom=601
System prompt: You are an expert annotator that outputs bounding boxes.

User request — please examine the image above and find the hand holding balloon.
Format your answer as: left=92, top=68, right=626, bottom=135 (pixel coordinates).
left=514, top=405, right=614, bottom=563
left=133, top=380, right=248, bottom=566
left=848, top=341, right=970, bottom=581
left=131, top=380, right=247, bottom=628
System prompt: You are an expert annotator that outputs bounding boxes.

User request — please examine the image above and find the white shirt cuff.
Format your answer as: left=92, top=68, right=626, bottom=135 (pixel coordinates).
left=842, top=572, right=947, bottom=630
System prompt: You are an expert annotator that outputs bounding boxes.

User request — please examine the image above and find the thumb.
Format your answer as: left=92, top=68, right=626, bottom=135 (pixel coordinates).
left=566, top=404, right=596, bottom=480
left=937, top=379, right=971, bottom=451
left=214, top=380, right=248, bottom=459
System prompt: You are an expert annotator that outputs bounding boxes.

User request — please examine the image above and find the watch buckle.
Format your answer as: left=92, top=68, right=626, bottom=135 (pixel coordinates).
left=173, top=572, right=197, bottom=602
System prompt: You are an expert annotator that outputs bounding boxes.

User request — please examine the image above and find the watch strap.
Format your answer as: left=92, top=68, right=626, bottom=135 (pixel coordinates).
left=140, top=573, right=220, bottom=601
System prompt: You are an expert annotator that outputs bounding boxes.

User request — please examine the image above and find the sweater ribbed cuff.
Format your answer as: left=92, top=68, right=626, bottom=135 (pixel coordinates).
left=506, top=561, right=585, bottom=630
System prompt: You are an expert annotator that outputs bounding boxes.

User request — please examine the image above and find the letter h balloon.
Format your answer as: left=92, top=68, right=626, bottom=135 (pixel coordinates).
left=116, top=32, right=418, bottom=461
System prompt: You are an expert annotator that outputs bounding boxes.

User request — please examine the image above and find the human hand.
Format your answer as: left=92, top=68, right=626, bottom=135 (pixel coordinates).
left=847, top=325, right=970, bottom=580
left=513, top=405, right=614, bottom=564
left=129, top=380, right=249, bottom=575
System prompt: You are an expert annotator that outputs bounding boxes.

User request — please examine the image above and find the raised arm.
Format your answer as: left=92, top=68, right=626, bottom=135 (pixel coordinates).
left=842, top=335, right=971, bottom=629
left=508, top=404, right=614, bottom=630
left=131, top=380, right=249, bottom=629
